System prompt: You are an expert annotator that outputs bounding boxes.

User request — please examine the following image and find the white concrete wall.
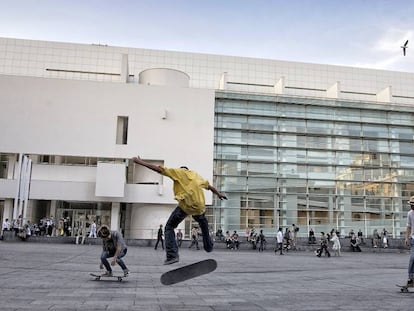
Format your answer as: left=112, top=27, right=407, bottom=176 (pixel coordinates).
left=0, top=74, right=215, bottom=181
left=1, top=37, right=414, bottom=105
left=31, top=164, right=96, bottom=182
left=0, top=74, right=216, bottom=237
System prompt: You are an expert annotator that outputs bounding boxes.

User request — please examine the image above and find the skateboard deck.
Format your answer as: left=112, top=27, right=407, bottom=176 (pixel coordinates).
left=90, top=273, right=126, bottom=282
left=396, top=284, right=412, bottom=293
left=160, top=259, right=217, bottom=285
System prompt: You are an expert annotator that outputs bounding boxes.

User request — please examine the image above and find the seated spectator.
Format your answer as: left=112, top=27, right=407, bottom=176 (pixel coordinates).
left=225, top=230, right=233, bottom=249
left=350, top=233, right=361, bottom=252
left=215, top=228, right=224, bottom=241
left=231, top=230, right=240, bottom=250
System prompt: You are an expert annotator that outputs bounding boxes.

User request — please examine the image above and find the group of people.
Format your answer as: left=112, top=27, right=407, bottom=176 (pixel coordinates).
left=96, top=186, right=413, bottom=289
left=372, top=228, right=390, bottom=248
left=224, top=230, right=240, bottom=250
left=2, top=154, right=413, bottom=290
left=1, top=216, right=35, bottom=240
left=314, top=231, right=341, bottom=257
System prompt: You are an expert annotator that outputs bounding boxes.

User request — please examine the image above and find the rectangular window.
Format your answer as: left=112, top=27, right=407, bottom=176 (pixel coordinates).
left=116, top=116, right=128, bottom=145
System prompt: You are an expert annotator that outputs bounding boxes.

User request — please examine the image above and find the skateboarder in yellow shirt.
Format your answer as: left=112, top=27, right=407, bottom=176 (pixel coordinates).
left=132, top=156, right=227, bottom=264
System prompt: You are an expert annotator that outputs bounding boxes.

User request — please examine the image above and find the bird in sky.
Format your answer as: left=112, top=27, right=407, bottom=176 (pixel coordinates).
left=401, top=40, right=408, bottom=56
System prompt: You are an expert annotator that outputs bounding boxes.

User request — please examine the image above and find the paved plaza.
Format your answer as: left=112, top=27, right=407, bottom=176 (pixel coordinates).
left=0, top=241, right=412, bottom=311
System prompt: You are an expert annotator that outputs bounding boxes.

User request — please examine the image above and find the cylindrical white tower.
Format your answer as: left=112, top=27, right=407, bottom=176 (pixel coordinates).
left=139, top=68, right=190, bottom=87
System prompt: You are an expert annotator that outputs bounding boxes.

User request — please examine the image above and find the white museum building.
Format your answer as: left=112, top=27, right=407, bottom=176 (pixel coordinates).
left=1, top=37, right=414, bottom=239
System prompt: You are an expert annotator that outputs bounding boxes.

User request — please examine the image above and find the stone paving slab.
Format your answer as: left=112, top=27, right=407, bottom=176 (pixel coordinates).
left=0, top=241, right=412, bottom=310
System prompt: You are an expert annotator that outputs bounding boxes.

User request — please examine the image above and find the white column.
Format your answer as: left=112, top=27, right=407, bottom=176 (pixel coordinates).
left=121, top=54, right=129, bottom=83
left=376, top=86, right=392, bottom=103
left=129, top=204, right=179, bottom=239
left=111, top=202, right=120, bottom=231
left=219, top=72, right=228, bottom=90
left=274, top=77, right=285, bottom=94
left=326, top=81, right=341, bottom=99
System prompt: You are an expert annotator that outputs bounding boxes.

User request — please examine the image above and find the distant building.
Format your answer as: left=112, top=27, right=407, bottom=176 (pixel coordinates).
left=1, top=37, right=414, bottom=238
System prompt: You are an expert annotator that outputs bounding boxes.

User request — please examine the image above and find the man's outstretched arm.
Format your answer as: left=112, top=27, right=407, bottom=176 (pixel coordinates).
left=208, top=184, right=228, bottom=200
left=132, top=156, right=162, bottom=174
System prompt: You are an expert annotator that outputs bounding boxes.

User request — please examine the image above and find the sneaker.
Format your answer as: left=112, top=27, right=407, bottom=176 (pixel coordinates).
left=407, top=279, right=413, bottom=287
left=101, top=271, right=113, bottom=277
left=163, top=257, right=179, bottom=265
left=123, top=270, right=129, bottom=277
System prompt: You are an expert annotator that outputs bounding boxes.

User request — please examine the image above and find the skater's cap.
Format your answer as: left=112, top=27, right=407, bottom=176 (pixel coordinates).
left=409, top=196, right=414, bottom=205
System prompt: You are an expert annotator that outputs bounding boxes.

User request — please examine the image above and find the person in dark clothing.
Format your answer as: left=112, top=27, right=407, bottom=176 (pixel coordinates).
left=154, top=224, right=164, bottom=250
left=316, top=232, right=331, bottom=257
left=257, top=229, right=266, bottom=252
left=308, top=228, right=316, bottom=244
left=176, top=229, right=183, bottom=247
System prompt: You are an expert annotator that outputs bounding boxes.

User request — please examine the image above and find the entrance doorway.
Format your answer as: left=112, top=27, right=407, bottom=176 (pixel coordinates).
left=56, top=201, right=111, bottom=237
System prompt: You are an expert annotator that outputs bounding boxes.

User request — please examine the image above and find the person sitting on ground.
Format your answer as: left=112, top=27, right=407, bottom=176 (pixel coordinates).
left=216, top=228, right=224, bottom=241
left=225, top=230, right=233, bottom=249
left=350, top=232, right=361, bottom=252
left=231, top=230, right=240, bottom=250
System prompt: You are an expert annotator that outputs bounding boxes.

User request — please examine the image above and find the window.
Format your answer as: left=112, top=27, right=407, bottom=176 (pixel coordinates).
left=116, top=116, right=129, bottom=145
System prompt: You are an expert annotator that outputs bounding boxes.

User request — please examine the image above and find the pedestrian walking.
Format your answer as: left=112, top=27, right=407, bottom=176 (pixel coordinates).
left=154, top=224, right=164, bottom=250
left=257, top=229, right=266, bottom=252
left=316, top=232, right=331, bottom=257
left=330, top=232, right=341, bottom=256
left=275, top=227, right=284, bottom=255
left=88, top=221, right=97, bottom=238
left=188, top=227, right=200, bottom=250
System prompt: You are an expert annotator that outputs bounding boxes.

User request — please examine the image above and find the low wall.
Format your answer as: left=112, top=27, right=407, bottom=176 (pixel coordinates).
left=1, top=233, right=409, bottom=253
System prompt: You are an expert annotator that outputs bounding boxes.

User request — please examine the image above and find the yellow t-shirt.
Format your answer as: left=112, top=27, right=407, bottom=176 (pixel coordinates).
left=161, top=166, right=209, bottom=215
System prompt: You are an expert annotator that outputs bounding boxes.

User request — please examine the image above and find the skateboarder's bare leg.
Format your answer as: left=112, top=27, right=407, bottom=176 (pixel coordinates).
left=193, top=213, right=213, bottom=252
left=165, top=206, right=187, bottom=263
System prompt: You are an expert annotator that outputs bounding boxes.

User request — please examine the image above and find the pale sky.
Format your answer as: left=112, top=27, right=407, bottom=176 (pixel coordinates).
left=1, top=0, right=414, bottom=72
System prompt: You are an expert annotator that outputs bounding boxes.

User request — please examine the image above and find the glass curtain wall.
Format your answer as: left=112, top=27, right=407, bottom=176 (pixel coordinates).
left=213, top=93, right=414, bottom=238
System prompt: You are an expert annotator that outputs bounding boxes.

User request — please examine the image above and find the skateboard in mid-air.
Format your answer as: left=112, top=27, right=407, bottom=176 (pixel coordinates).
left=90, top=273, right=127, bottom=282
left=160, top=259, right=217, bottom=285
left=396, top=284, right=412, bottom=293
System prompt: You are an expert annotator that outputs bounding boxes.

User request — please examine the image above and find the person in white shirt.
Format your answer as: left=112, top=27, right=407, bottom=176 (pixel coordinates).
left=275, top=228, right=284, bottom=255
left=330, top=232, right=341, bottom=256
left=1, top=218, right=11, bottom=238
left=405, top=196, right=414, bottom=287
left=89, top=221, right=97, bottom=238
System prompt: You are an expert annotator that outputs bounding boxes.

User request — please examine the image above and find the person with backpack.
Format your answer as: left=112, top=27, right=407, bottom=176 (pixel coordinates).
left=132, top=156, right=227, bottom=265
